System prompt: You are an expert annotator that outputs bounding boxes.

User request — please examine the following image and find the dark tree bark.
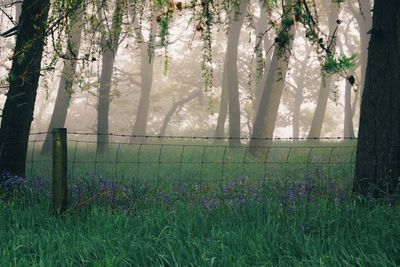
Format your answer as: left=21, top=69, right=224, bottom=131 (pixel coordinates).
left=96, top=0, right=124, bottom=153
left=353, top=0, right=400, bottom=197
left=0, top=0, right=51, bottom=178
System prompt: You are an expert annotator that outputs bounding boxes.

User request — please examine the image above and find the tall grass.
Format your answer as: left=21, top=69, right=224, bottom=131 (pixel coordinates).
left=1, top=196, right=399, bottom=266
left=2, top=139, right=399, bottom=266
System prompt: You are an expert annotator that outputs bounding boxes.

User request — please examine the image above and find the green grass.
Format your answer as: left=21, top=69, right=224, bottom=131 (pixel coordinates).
left=3, top=139, right=398, bottom=266
left=1, top=197, right=399, bottom=266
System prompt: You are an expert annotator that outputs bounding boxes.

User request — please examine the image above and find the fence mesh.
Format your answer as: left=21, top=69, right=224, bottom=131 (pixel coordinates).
left=13, top=132, right=356, bottom=187
left=0, top=132, right=362, bottom=210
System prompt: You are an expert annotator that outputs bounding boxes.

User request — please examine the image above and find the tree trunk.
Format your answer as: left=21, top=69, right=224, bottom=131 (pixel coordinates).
left=130, top=14, right=156, bottom=143
left=307, top=1, right=339, bottom=139
left=249, top=0, right=295, bottom=155
left=254, top=6, right=274, bottom=114
left=214, top=76, right=228, bottom=139
left=41, top=7, right=84, bottom=154
left=343, top=75, right=355, bottom=138
left=0, top=0, right=51, bottom=178
left=292, top=75, right=305, bottom=139
left=353, top=0, right=400, bottom=197
left=349, top=0, right=372, bottom=98
left=225, top=0, right=248, bottom=146
left=15, top=1, right=21, bottom=28
left=96, top=0, right=124, bottom=153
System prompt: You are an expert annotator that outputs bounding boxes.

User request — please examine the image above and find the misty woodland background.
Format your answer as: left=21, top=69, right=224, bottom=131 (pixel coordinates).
left=0, top=0, right=366, bottom=139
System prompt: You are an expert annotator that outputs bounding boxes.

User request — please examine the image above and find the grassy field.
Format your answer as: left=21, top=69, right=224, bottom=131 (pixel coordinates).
left=2, top=139, right=399, bottom=266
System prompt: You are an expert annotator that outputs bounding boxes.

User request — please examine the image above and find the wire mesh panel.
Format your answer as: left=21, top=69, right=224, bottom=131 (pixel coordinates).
left=2, top=132, right=358, bottom=194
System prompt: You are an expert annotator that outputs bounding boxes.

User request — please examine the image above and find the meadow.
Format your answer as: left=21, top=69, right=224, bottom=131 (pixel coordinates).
left=1, top=138, right=399, bottom=266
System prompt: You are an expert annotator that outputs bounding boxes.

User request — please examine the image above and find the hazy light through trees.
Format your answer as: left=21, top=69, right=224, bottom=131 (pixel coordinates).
left=0, top=0, right=366, bottom=139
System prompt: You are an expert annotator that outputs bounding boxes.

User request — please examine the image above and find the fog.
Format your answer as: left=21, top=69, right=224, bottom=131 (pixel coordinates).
left=0, top=0, right=366, bottom=139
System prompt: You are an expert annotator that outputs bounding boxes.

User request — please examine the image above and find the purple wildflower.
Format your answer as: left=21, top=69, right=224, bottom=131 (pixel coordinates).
left=203, top=198, right=219, bottom=210
left=1, top=171, right=27, bottom=190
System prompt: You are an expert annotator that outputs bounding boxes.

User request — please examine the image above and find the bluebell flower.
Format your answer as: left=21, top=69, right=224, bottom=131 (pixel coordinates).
left=203, top=198, right=219, bottom=210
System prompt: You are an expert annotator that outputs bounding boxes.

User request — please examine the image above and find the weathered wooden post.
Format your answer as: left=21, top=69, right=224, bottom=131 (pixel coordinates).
left=52, top=128, right=68, bottom=214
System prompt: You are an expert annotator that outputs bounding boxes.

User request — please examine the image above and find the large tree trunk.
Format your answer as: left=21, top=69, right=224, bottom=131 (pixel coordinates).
left=249, top=0, right=295, bottom=155
left=130, top=14, right=156, bottom=143
left=353, top=0, right=400, bottom=197
left=0, top=0, right=50, bottom=178
left=307, top=1, right=339, bottom=139
left=96, top=0, right=124, bottom=153
left=217, top=0, right=248, bottom=146
left=41, top=7, right=84, bottom=154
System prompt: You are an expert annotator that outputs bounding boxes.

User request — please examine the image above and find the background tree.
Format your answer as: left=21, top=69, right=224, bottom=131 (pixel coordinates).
left=130, top=9, right=157, bottom=142
left=41, top=2, right=85, bottom=154
left=284, top=44, right=313, bottom=138
left=347, top=0, right=372, bottom=98
left=253, top=4, right=274, bottom=116
left=96, top=0, right=124, bottom=153
left=307, top=0, right=340, bottom=139
left=249, top=0, right=296, bottom=155
left=353, top=0, right=400, bottom=198
left=214, top=0, right=248, bottom=145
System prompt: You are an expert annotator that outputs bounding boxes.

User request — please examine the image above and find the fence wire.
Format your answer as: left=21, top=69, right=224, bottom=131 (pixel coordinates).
left=4, top=132, right=356, bottom=188
left=0, top=132, right=365, bottom=210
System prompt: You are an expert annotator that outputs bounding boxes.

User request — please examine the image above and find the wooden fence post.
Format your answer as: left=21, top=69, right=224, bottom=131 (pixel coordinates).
left=52, top=128, right=68, bottom=214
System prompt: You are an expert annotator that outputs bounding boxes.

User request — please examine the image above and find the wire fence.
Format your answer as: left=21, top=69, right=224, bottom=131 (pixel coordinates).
left=0, top=130, right=360, bottom=213
left=17, top=131, right=357, bottom=184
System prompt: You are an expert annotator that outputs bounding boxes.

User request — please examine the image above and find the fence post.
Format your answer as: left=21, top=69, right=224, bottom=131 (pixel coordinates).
left=52, top=128, right=68, bottom=215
